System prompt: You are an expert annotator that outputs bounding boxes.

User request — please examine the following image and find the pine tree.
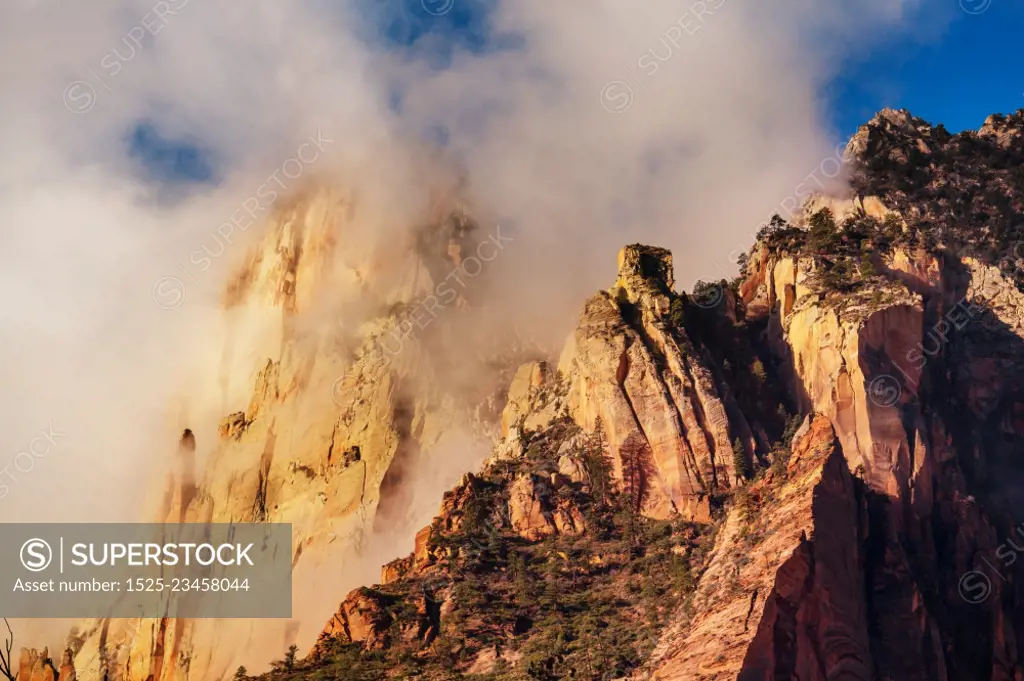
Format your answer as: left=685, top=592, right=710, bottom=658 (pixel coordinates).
left=669, top=297, right=686, bottom=328
left=751, top=358, right=767, bottom=384
left=732, top=437, right=752, bottom=482
left=510, top=552, right=532, bottom=604
left=232, top=667, right=247, bottom=681
left=807, top=208, right=838, bottom=252
left=619, top=433, right=655, bottom=553
left=584, top=416, right=613, bottom=504
left=620, top=432, right=652, bottom=513
left=883, top=213, right=903, bottom=241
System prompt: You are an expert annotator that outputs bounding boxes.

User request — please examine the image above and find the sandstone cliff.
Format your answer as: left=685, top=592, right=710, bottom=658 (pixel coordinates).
left=732, top=191, right=1024, bottom=678
left=295, top=200, right=1024, bottom=678
left=557, top=245, right=753, bottom=521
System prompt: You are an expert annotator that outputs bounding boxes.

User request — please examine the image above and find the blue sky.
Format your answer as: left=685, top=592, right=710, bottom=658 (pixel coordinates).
left=129, top=0, right=1022, bottom=184
left=360, top=0, right=1024, bottom=138
left=828, top=1, right=1024, bottom=136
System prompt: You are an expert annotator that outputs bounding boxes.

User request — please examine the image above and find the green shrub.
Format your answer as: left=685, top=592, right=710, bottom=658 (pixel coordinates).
left=751, top=358, right=767, bottom=384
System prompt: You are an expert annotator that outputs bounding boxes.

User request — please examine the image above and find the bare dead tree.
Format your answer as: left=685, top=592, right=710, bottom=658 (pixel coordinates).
left=0, top=618, right=16, bottom=681
left=619, top=432, right=657, bottom=552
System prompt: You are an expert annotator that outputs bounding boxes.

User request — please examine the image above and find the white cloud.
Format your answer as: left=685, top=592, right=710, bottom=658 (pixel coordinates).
left=0, top=0, right=940, bottom=665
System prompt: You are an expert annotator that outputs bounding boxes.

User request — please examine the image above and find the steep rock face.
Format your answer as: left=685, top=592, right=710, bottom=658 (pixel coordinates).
left=747, top=242, right=926, bottom=497
left=789, top=282, right=920, bottom=495
left=558, top=245, right=752, bottom=520
left=70, top=189, right=511, bottom=681
left=743, top=209, right=1024, bottom=679
left=798, top=194, right=894, bottom=228
left=645, top=415, right=870, bottom=680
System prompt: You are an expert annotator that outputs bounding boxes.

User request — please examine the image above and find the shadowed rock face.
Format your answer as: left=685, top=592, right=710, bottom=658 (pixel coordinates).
left=754, top=248, right=926, bottom=496
left=646, top=415, right=870, bottom=681
left=738, top=231, right=1024, bottom=680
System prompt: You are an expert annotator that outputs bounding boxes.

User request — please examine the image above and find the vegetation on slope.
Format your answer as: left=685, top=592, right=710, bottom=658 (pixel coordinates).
left=256, top=420, right=718, bottom=681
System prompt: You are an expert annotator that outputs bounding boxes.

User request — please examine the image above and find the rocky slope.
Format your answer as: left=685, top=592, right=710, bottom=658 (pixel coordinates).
left=722, top=200, right=1024, bottom=679
left=643, top=415, right=870, bottom=680
left=298, top=416, right=715, bottom=680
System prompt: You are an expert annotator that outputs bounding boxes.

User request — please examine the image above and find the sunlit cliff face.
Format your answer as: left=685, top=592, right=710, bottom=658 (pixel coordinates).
left=31, top=177, right=535, bottom=680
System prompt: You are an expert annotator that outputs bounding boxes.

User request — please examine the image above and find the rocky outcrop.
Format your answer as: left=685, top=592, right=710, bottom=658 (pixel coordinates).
left=17, top=649, right=69, bottom=681
left=978, top=114, right=1023, bottom=149
left=845, top=107, right=933, bottom=162
left=57, top=649, right=76, bottom=681
left=501, top=361, right=556, bottom=437
left=645, top=415, right=870, bottom=680
left=504, top=472, right=585, bottom=541
left=798, top=194, right=895, bottom=228
left=747, top=245, right=925, bottom=496
left=413, top=525, right=436, bottom=571
left=16, top=648, right=76, bottom=681
left=381, top=555, right=412, bottom=585
left=507, top=474, right=558, bottom=541
left=557, top=451, right=589, bottom=485
left=318, top=588, right=393, bottom=650
left=558, top=245, right=752, bottom=520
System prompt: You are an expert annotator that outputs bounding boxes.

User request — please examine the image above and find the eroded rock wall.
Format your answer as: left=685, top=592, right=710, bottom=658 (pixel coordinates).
left=645, top=416, right=870, bottom=680
left=741, top=231, right=1024, bottom=679
left=557, top=245, right=752, bottom=520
